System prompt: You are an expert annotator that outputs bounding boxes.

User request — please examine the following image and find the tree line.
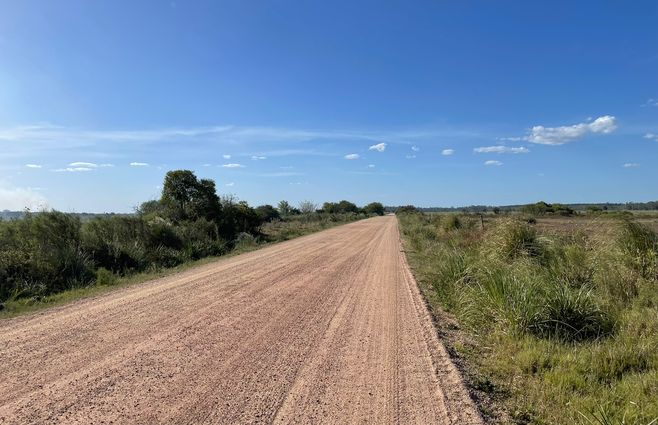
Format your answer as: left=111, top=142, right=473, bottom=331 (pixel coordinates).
left=0, top=170, right=384, bottom=303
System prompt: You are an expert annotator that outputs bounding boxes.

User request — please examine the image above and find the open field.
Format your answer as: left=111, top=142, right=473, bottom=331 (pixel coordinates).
left=399, top=213, right=658, bottom=424
left=0, top=216, right=481, bottom=424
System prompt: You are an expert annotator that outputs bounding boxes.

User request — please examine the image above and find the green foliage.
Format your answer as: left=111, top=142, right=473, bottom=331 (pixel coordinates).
left=522, top=201, right=575, bottom=216
left=398, top=213, right=658, bottom=424
left=277, top=200, right=294, bottom=217
left=442, top=214, right=462, bottom=231
left=363, top=202, right=385, bottom=216
left=255, top=204, right=280, bottom=223
left=0, top=211, right=95, bottom=301
left=395, top=205, right=419, bottom=214
left=618, top=220, right=658, bottom=279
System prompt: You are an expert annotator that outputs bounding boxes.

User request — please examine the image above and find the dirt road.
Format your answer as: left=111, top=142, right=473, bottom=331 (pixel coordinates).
left=0, top=216, right=481, bottom=424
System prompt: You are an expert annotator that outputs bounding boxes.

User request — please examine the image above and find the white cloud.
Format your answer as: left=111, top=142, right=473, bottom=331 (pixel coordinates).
left=129, top=162, right=149, bottom=167
left=405, top=154, right=416, bottom=159
left=0, top=181, right=49, bottom=210
left=644, top=133, right=658, bottom=142
left=368, top=164, right=375, bottom=168
left=641, top=98, right=658, bottom=107
left=526, top=115, right=617, bottom=145
left=202, top=163, right=211, bottom=167
left=496, top=137, right=523, bottom=142
left=99, top=163, right=114, bottom=167
left=485, top=160, right=503, bottom=166
left=54, top=167, right=93, bottom=172
left=441, top=149, right=455, bottom=156
left=623, top=163, right=640, bottom=168
left=473, top=146, right=529, bottom=154
left=25, top=164, right=42, bottom=168
left=225, top=182, right=235, bottom=186
left=368, top=143, right=387, bottom=152
left=222, top=163, right=245, bottom=168
left=345, top=154, right=359, bottom=160
left=222, top=154, right=231, bottom=159
left=251, top=155, right=267, bottom=160
left=411, top=146, right=420, bottom=152
left=69, top=162, right=98, bottom=168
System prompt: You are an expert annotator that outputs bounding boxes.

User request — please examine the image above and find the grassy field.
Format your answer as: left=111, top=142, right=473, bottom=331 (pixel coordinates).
left=398, top=213, right=658, bottom=424
left=0, top=212, right=364, bottom=319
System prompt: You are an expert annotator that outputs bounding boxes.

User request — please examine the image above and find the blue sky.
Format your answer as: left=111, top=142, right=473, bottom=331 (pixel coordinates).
left=1, top=1, right=657, bottom=212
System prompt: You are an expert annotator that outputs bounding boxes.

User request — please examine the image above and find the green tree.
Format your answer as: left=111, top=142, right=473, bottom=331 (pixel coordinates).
left=363, top=202, right=385, bottom=216
left=277, top=200, right=293, bottom=217
left=160, top=170, right=221, bottom=222
left=255, top=204, right=280, bottom=223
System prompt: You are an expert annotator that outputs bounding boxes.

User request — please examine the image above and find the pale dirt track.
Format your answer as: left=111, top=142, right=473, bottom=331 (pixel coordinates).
left=0, top=216, right=481, bottom=424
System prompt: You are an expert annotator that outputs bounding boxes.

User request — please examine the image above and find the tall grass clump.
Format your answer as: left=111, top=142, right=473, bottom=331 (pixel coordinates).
left=618, top=220, right=658, bottom=280
left=482, top=218, right=545, bottom=262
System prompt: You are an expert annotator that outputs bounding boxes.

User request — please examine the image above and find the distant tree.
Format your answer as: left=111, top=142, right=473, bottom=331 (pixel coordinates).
left=323, top=202, right=338, bottom=214
left=363, top=202, right=385, bottom=216
left=160, top=170, right=221, bottom=222
left=336, top=200, right=359, bottom=214
left=255, top=204, right=280, bottom=223
left=298, top=200, right=317, bottom=215
left=395, top=205, right=418, bottom=214
left=277, top=200, right=293, bottom=217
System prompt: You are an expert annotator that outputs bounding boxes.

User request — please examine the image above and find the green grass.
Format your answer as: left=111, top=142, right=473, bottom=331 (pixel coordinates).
left=0, top=214, right=363, bottom=319
left=398, top=212, right=658, bottom=424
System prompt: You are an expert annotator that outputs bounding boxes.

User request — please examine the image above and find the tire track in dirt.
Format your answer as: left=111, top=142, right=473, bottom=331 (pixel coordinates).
left=0, top=216, right=481, bottom=424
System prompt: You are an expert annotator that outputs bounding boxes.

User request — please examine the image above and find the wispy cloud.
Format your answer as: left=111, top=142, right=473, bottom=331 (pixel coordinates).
left=222, top=154, right=231, bottom=159
left=441, top=149, right=455, bottom=156
left=485, top=160, right=503, bottom=166
left=644, top=133, right=658, bottom=142
left=641, top=98, right=658, bottom=107
left=54, top=167, right=94, bottom=172
left=496, top=137, right=523, bottom=142
left=69, top=162, right=98, bottom=168
left=221, top=163, right=245, bottom=168
left=623, top=163, right=640, bottom=168
left=25, top=164, right=42, bottom=168
left=368, top=164, right=375, bottom=168
left=251, top=155, right=267, bottom=160
left=345, top=153, right=359, bottom=160
left=526, top=115, right=617, bottom=145
left=411, top=146, right=420, bottom=152
left=473, top=146, right=529, bottom=154
left=129, top=162, right=149, bottom=167
left=368, top=142, right=387, bottom=152
left=405, top=154, right=416, bottom=159
left=225, top=182, right=235, bottom=187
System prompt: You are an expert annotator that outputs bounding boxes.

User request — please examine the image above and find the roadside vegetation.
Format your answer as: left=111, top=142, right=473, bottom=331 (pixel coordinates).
left=398, top=209, right=658, bottom=424
left=0, top=170, right=384, bottom=316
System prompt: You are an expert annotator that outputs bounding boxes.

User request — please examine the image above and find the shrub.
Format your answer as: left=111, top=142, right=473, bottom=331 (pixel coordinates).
left=95, top=267, right=118, bottom=286
left=442, top=214, right=462, bottom=232
left=618, top=220, right=658, bottom=280
left=531, top=285, right=614, bottom=342
left=483, top=219, right=545, bottom=262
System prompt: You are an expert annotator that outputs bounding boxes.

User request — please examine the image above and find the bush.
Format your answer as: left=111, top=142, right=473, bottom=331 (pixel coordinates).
left=531, top=285, right=615, bottom=342
left=0, top=212, right=95, bottom=301
left=618, top=220, right=658, bottom=280
left=442, top=214, right=462, bottom=232
left=483, top=219, right=545, bottom=262
left=95, top=267, right=118, bottom=286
